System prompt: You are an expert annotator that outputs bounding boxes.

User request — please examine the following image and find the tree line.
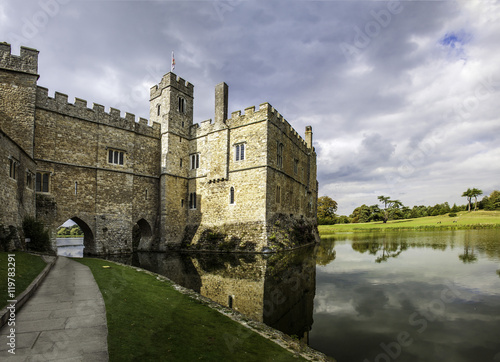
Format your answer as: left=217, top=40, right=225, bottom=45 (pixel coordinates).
left=57, top=224, right=83, bottom=236
left=317, top=188, right=500, bottom=225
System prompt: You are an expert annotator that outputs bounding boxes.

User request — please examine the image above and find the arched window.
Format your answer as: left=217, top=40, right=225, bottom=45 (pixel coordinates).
left=230, top=187, right=235, bottom=204
left=178, top=97, right=186, bottom=113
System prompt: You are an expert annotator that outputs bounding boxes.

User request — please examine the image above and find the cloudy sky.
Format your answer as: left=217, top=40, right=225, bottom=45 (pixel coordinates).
left=2, top=0, right=499, bottom=215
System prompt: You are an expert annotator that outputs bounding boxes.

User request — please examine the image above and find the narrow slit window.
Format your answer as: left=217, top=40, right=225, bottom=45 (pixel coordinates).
left=178, top=97, right=186, bottom=113
left=230, top=187, right=235, bottom=204
left=189, top=192, right=197, bottom=209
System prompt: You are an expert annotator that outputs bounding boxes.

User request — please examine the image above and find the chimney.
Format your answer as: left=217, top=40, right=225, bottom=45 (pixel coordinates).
left=215, top=82, right=228, bottom=124
left=305, top=126, right=313, bottom=149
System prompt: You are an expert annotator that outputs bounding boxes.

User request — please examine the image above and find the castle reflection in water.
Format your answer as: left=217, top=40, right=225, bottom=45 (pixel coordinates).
left=108, top=247, right=316, bottom=342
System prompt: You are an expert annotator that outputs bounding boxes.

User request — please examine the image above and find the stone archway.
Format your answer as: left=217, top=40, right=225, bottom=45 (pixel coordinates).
left=69, top=217, right=95, bottom=255
left=133, top=218, right=152, bottom=251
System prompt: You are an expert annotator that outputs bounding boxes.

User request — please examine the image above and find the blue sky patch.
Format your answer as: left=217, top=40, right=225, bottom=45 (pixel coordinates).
left=440, top=31, right=470, bottom=48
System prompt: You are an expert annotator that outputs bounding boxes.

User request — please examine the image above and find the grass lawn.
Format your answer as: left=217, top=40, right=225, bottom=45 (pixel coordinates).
left=319, top=210, right=500, bottom=235
left=0, top=252, right=47, bottom=310
left=76, top=257, right=308, bottom=362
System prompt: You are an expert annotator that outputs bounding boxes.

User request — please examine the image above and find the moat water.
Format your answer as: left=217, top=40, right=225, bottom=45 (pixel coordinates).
left=56, top=237, right=84, bottom=257
left=103, top=229, right=500, bottom=362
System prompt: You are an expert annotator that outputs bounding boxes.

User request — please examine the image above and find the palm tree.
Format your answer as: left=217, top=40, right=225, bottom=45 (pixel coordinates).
left=377, top=195, right=403, bottom=223
left=462, top=188, right=473, bottom=211
left=470, top=188, right=483, bottom=211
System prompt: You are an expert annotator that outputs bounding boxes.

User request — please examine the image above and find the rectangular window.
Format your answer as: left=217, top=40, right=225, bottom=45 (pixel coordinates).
left=294, top=159, right=299, bottom=174
left=276, top=185, right=281, bottom=204
left=190, top=153, right=199, bottom=170
left=189, top=192, right=197, bottom=209
left=36, top=172, right=50, bottom=193
left=277, top=142, right=283, bottom=168
left=108, top=149, right=124, bottom=165
left=235, top=143, right=245, bottom=161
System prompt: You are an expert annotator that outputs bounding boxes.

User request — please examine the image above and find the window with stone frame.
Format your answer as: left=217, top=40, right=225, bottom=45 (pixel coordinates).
left=277, top=142, right=284, bottom=168
left=26, top=170, right=34, bottom=189
left=293, top=158, right=299, bottom=175
left=189, top=192, right=197, bottom=209
left=230, top=187, right=235, bottom=204
left=190, top=153, right=200, bottom=170
left=108, top=149, right=125, bottom=165
left=36, top=172, right=50, bottom=193
left=276, top=185, right=281, bottom=204
left=9, top=157, right=19, bottom=180
left=178, top=97, right=186, bottom=113
left=235, top=143, right=245, bottom=161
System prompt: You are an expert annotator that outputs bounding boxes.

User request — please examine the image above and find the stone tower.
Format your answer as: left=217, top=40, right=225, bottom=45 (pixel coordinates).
left=150, top=73, right=194, bottom=248
left=0, top=43, right=39, bottom=157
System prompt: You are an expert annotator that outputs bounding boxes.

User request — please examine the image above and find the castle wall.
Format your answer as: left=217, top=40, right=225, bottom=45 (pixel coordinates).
left=0, top=43, right=38, bottom=158
left=33, top=89, right=161, bottom=254
left=182, top=106, right=270, bottom=251
left=0, top=129, right=36, bottom=249
left=1, top=43, right=318, bottom=254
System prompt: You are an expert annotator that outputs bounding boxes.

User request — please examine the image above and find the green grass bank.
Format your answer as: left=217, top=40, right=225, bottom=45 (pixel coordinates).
left=75, top=258, right=322, bottom=362
left=0, top=252, right=47, bottom=310
left=319, top=211, right=500, bottom=235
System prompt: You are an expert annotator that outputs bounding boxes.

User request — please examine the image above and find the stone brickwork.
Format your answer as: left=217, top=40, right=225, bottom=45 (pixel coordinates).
left=0, top=129, right=36, bottom=250
left=0, top=43, right=318, bottom=254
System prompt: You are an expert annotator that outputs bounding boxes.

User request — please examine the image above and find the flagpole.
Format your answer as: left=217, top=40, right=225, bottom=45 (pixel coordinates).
left=171, top=51, right=175, bottom=73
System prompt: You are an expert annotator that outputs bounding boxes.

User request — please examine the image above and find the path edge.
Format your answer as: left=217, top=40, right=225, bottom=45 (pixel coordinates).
left=0, top=255, right=58, bottom=328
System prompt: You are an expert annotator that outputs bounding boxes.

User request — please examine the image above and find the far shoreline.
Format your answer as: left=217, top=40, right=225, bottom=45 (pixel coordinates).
left=319, top=210, right=500, bottom=234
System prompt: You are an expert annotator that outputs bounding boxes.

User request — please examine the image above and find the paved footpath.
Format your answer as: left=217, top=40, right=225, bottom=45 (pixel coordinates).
left=0, top=257, right=109, bottom=361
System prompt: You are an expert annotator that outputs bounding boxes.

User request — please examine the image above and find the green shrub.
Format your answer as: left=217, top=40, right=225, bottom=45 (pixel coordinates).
left=449, top=213, right=458, bottom=217
left=22, top=217, right=51, bottom=252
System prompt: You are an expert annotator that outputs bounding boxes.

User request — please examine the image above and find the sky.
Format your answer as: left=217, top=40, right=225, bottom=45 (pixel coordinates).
left=1, top=0, right=499, bottom=215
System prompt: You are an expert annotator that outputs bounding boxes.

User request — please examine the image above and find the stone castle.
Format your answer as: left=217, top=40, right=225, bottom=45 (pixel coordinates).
left=0, top=43, right=318, bottom=254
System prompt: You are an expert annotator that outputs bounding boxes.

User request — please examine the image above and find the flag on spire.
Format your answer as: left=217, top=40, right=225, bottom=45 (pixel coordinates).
left=171, top=51, right=175, bottom=72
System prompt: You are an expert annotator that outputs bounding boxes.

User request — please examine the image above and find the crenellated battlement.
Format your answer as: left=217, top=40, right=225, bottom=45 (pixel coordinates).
left=0, top=43, right=38, bottom=75
left=228, top=102, right=312, bottom=151
left=150, top=72, right=194, bottom=100
left=36, top=87, right=160, bottom=137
